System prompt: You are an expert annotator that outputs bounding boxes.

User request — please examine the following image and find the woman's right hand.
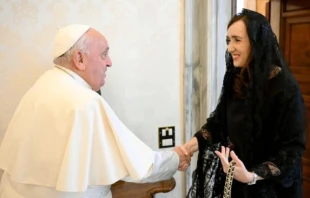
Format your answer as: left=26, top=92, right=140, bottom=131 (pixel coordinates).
left=183, top=137, right=199, bottom=156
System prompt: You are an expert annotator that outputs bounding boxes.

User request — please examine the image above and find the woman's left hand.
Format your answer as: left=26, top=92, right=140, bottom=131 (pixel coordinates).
left=215, top=146, right=253, bottom=183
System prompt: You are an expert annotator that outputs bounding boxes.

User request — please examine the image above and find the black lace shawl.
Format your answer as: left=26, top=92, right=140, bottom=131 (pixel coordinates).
left=188, top=9, right=307, bottom=198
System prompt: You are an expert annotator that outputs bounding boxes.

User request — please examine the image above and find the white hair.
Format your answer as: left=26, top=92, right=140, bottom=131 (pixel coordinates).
left=53, top=30, right=92, bottom=66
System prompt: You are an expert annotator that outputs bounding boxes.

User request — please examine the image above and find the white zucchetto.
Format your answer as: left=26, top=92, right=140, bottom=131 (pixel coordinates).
left=53, top=24, right=90, bottom=59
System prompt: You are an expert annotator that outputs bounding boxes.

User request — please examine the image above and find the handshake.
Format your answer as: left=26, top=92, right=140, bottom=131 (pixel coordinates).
left=173, top=144, right=195, bottom=171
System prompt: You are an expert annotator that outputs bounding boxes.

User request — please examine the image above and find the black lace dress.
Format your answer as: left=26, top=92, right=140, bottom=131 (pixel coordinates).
left=188, top=71, right=306, bottom=198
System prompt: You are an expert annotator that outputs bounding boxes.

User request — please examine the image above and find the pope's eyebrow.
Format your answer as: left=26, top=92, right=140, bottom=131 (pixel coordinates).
left=104, top=47, right=109, bottom=52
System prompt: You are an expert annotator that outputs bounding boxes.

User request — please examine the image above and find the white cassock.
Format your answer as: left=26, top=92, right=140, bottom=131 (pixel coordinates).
left=0, top=66, right=179, bottom=198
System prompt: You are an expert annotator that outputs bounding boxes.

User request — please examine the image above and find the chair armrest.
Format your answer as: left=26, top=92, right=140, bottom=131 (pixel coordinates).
left=111, top=177, right=176, bottom=198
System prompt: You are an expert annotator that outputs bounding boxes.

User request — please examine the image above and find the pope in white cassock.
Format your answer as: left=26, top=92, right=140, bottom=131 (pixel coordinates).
left=0, top=24, right=191, bottom=198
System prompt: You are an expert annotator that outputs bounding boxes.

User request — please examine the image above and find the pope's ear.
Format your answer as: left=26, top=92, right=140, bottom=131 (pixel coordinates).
left=73, top=50, right=86, bottom=70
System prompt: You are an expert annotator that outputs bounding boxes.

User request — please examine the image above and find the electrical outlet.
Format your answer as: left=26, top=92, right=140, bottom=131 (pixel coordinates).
left=158, top=126, right=175, bottom=148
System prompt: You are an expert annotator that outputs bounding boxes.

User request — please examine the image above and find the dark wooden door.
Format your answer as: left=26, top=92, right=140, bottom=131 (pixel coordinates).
left=279, top=0, right=310, bottom=197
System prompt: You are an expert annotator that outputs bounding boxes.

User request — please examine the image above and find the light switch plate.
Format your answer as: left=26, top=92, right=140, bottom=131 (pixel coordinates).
left=158, top=126, right=175, bottom=148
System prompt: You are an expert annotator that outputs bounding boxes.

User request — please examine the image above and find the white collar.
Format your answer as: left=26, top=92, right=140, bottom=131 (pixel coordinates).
left=54, top=65, right=92, bottom=90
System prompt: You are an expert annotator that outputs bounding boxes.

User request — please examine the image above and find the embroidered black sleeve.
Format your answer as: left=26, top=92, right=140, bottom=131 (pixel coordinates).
left=252, top=90, right=307, bottom=185
left=194, top=125, right=212, bottom=153
left=251, top=161, right=280, bottom=179
left=194, top=98, right=227, bottom=153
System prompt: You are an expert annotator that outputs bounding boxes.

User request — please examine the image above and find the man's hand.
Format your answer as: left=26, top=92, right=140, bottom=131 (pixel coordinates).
left=173, top=145, right=192, bottom=171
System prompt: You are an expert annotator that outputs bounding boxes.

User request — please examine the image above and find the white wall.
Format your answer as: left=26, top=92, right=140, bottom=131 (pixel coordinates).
left=237, top=0, right=245, bottom=13
left=0, top=0, right=185, bottom=197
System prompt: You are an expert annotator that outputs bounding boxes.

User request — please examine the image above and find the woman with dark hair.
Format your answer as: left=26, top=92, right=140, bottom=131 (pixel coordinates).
left=184, top=9, right=307, bottom=198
